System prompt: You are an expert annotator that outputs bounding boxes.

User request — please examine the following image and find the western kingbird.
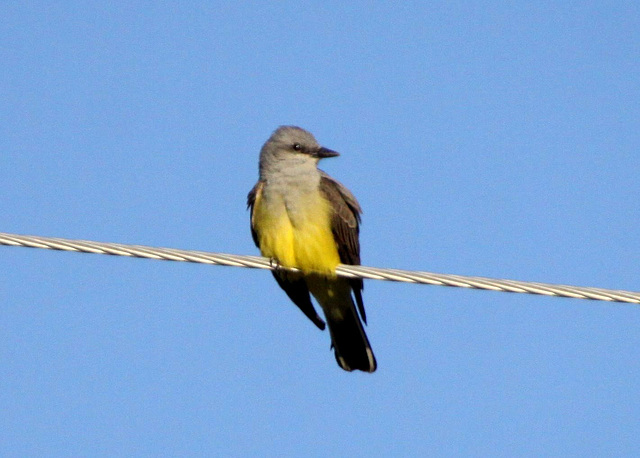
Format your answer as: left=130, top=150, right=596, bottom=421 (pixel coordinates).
left=247, top=126, right=376, bottom=372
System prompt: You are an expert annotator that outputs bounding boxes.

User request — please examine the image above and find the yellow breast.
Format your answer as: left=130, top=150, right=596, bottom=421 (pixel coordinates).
left=252, top=189, right=340, bottom=276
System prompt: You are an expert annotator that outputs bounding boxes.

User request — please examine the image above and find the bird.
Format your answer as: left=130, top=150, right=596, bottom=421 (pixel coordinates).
left=247, top=126, right=376, bottom=372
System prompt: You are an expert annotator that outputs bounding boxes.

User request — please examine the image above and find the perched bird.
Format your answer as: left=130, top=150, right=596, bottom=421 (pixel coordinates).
left=247, top=126, right=376, bottom=372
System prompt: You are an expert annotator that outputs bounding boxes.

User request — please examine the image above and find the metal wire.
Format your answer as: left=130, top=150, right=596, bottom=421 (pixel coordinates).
left=1, top=231, right=639, bottom=305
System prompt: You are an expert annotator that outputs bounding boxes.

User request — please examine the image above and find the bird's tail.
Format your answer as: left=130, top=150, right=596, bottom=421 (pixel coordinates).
left=307, top=276, right=377, bottom=373
left=326, top=305, right=377, bottom=373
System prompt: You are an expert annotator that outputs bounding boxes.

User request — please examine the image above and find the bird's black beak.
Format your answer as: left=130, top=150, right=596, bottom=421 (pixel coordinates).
left=314, top=147, right=340, bottom=158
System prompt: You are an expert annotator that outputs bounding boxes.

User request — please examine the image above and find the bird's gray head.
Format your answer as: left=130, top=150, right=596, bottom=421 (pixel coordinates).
left=259, top=126, right=339, bottom=178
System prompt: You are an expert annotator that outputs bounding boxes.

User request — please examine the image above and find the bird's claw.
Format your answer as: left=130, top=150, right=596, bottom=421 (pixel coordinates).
left=269, top=257, right=283, bottom=273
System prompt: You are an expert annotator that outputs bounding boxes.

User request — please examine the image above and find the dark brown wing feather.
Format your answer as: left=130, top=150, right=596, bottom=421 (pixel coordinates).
left=247, top=181, right=326, bottom=330
left=270, top=271, right=326, bottom=330
left=318, top=172, right=367, bottom=324
left=247, top=182, right=260, bottom=247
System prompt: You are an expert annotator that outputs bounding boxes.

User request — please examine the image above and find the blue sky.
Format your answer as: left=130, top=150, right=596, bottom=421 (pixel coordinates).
left=2, top=1, right=639, bottom=456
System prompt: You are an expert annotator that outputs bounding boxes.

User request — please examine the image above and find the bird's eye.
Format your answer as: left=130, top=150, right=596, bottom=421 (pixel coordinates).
left=292, top=143, right=302, bottom=151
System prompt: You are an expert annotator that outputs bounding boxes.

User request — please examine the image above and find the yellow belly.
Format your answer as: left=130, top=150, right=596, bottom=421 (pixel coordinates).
left=253, top=191, right=340, bottom=276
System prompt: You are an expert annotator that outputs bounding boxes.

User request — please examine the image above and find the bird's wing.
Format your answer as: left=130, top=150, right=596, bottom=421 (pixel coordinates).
left=247, top=181, right=326, bottom=330
left=246, top=181, right=261, bottom=247
left=318, top=172, right=367, bottom=324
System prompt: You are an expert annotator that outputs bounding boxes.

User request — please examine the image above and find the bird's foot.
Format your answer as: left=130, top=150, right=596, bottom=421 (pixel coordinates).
left=269, top=258, right=283, bottom=272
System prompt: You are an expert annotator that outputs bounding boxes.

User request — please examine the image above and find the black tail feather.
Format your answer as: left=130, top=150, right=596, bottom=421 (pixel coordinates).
left=326, top=306, right=376, bottom=373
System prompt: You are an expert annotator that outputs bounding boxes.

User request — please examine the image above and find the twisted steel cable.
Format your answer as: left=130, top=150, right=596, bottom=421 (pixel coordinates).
left=1, top=231, right=639, bottom=304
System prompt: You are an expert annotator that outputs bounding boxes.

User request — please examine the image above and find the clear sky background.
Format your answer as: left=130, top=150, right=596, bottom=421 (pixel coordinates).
left=2, top=2, right=639, bottom=456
